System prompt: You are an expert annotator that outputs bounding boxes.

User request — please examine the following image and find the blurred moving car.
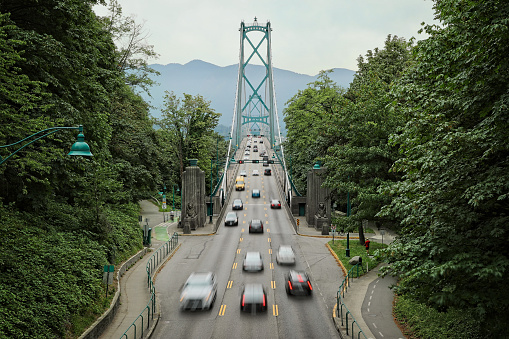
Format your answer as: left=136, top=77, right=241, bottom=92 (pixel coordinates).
left=232, top=199, right=243, bottom=210
left=240, top=283, right=267, bottom=313
left=240, top=169, right=247, bottom=177
left=224, top=212, right=238, bottom=226
left=243, top=251, right=264, bottom=271
left=285, top=270, right=312, bottom=296
left=248, top=219, right=263, bottom=233
left=252, top=169, right=259, bottom=176
left=264, top=168, right=271, bottom=175
left=276, top=245, right=296, bottom=265
left=252, top=189, right=260, bottom=198
left=270, top=199, right=281, bottom=209
left=235, top=176, right=245, bottom=191
left=180, top=272, right=217, bottom=310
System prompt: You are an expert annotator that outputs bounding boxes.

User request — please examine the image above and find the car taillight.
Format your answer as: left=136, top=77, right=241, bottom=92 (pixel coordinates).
left=263, top=294, right=266, bottom=306
left=271, top=204, right=274, bottom=207
left=242, top=294, right=245, bottom=307
left=307, top=281, right=313, bottom=291
left=288, top=281, right=293, bottom=290
left=278, top=204, right=281, bottom=207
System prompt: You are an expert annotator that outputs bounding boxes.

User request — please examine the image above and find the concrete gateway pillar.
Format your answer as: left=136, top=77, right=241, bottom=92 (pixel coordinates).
left=182, top=159, right=206, bottom=233
left=306, top=161, right=331, bottom=234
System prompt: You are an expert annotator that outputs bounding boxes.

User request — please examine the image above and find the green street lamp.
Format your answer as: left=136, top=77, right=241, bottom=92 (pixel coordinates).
left=1, top=125, right=92, bottom=165
left=172, top=184, right=180, bottom=211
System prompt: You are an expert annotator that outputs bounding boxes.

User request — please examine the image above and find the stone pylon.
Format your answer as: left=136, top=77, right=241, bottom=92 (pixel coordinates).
left=182, top=159, right=206, bottom=232
left=306, top=161, right=331, bottom=234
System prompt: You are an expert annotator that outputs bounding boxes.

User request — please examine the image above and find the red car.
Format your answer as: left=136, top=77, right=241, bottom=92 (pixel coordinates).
left=270, top=199, right=281, bottom=209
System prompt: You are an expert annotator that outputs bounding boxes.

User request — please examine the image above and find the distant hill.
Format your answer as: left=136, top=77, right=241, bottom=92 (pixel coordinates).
left=141, top=60, right=355, bottom=130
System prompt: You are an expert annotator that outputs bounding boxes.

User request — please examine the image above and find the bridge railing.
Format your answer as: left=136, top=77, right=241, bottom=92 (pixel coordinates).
left=119, top=232, right=180, bottom=339
left=335, top=264, right=368, bottom=339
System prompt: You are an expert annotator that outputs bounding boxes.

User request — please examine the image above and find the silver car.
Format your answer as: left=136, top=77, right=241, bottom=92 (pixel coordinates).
left=180, top=272, right=217, bottom=311
left=276, top=245, right=296, bottom=265
left=243, top=252, right=264, bottom=272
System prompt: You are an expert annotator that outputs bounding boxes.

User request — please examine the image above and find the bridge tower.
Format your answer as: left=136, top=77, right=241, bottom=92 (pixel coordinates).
left=231, top=18, right=281, bottom=150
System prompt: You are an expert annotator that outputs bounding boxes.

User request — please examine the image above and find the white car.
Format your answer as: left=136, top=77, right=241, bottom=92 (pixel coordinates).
left=180, top=272, right=217, bottom=311
left=252, top=169, right=259, bottom=176
left=276, top=245, right=296, bottom=265
left=240, top=170, right=247, bottom=177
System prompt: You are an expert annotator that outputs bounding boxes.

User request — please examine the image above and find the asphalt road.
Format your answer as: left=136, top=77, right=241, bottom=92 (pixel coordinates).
left=152, top=142, right=342, bottom=339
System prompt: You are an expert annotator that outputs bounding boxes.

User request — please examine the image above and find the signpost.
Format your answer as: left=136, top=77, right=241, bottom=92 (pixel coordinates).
left=103, top=265, right=114, bottom=297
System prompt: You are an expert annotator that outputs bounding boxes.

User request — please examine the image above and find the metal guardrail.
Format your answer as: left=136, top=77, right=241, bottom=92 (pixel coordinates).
left=336, top=263, right=368, bottom=339
left=120, top=232, right=179, bottom=339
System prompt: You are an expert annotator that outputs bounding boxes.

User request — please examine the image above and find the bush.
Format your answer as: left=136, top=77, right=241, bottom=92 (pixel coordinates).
left=394, top=295, right=483, bottom=339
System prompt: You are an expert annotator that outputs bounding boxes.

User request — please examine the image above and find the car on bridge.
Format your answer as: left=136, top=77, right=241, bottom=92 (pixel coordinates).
left=224, top=212, right=238, bottom=226
left=276, top=245, right=296, bottom=265
left=180, top=272, right=217, bottom=311
left=252, top=189, right=260, bottom=198
left=240, top=169, right=247, bottom=177
left=248, top=219, right=264, bottom=233
left=240, top=283, right=267, bottom=313
left=242, top=252, right=264, bottom=271
left=252, top=169, right=259, bottom=176
left=264, top=168, right=271, bottom=175
left=232, top=199, right=243, bottom=210
left=285, top=270, right=313, bottom=296
left=235, top=176, right=245, bottom=191
left=270, top=199, right=281, bottom=209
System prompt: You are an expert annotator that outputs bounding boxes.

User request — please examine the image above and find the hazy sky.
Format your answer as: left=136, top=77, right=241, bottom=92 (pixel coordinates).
left=94, top=0, right=438, bottom=76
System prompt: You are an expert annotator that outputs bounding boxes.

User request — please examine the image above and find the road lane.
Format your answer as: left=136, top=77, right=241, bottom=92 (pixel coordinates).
left=152, top=139, right=340, bottom=338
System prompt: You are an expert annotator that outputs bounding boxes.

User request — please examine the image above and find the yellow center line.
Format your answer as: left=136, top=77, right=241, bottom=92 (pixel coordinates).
left=232, top=262, right=238, bottom=269
left=240, top=237, right=243, bottom=242
left=273, top=304, right=278, bottom=316
left=271, top=280, right=276, bottom=289
left=219, top=304, right=227, bottom=316
left=268, top=238, right=271, bottom=243
left=237, top=248, right=241, bottom=254
left=269, top=249, right=272, bottom=254
left=241, top=228, right=244, bottom=232
left=267, top=229, right=270, bottom=233
left=227, top=280, right=233, bottom=289
left=270, top=262, right=274, bottom=269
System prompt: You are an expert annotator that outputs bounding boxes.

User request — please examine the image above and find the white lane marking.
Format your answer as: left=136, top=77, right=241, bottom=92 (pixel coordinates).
left=379, top=332, right=384, bottom=337
left=372, top=323, right=377, bottom=329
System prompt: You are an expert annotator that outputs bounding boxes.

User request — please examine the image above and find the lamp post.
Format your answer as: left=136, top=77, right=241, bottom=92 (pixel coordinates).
left=172, top=184, right=180, bottom=211
left=0, top=125, right=92, bottom=165
left=209, top=159, right=213, bottom=223
left=346, top=189, right=351, bottom=257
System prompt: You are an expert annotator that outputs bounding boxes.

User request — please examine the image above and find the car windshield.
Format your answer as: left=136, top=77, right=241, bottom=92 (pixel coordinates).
left=186, top=274, right=213, bottom=287
left=280, top=246, right=293, bottom=254
left=226, top=212, right=236, bottom=218
left=251, top=220, right=261, bottom=226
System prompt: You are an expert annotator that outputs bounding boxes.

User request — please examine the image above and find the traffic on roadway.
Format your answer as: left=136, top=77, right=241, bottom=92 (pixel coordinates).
left=152, top=137, right=341, bottom=338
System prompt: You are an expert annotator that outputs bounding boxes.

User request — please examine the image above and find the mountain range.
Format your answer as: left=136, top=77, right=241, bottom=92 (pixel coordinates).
left=141, top=60, right=355, bottom=130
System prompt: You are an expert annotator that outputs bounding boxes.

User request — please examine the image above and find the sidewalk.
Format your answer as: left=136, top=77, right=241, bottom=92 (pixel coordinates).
left=83, top=201, right=217, bottom=339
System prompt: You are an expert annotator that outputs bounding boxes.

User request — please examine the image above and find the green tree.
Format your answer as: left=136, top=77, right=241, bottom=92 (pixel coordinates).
left=97, top=0, right=160, bottom=94
left=283, top=70, right=346, bottom=195
left=322, top=36, right=412, bottom=240
left=158, top=91, right=221, bottom=181
left=378, top=1, right=509, bottom=335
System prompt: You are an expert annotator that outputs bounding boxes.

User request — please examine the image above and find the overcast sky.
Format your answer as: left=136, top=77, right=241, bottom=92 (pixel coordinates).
left=94, top=0, right=438, bottom=76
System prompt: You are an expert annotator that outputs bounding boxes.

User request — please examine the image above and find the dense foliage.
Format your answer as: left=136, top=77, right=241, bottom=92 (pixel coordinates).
left=283, top=1, right=508, bottom=336
left=377, top=1, right=509, bottom=336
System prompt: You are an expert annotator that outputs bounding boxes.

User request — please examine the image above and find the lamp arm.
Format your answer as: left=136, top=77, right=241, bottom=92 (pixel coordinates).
left=0, top=126, right=81, bottom=165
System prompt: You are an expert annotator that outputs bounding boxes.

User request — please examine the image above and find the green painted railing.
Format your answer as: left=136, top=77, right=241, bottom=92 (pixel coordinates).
left=336, top=263, right=368, bottom=339
left=120, top=232, right=179, bottom=339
